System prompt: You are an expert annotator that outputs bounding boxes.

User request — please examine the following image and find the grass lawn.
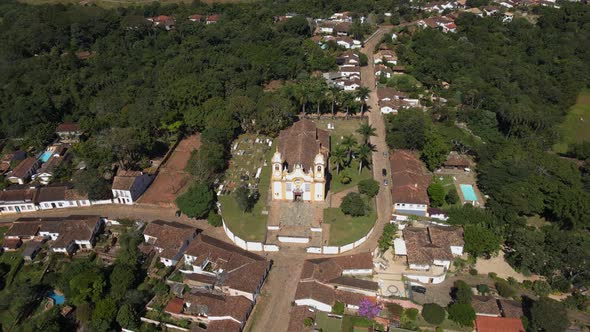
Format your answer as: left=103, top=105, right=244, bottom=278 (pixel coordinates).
left=219, top=137, right=273, bottom=242
left=312, top=118, right=366, bottom=151
left=341, top=315, right=382, bottom=332
left=329, top=159, right=373, bottom=194
left=431, top=174, right=460, bottom=209
left=553, top=89, right=590, bottom=153
left=316, top=312, right=343, bottom=332
left=324, top=199, right=376, bottom=246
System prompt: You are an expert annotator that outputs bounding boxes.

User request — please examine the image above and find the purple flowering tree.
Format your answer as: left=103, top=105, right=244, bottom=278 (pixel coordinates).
left=358, top=298, right=381, bottom=319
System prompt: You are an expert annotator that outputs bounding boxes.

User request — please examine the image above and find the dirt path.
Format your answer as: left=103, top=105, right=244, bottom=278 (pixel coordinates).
left=245, top=248, right=306, bottom=332
left=475, top=251, right=542, bottom=282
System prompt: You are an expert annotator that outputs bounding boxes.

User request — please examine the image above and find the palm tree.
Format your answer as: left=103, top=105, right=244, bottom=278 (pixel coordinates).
left=341, top=134, right=358, bottom=165
left=309, top=78, right=327, bottom=119
left=326, top=87, right=341, bottom=119
left=356, top=87, right=371, bottom=119
left=356, top=123, right=377, bottom=145
left=331, top=145, right=347, bottom=174
left=338, top=92, right=354, bottom=119
left=356, top=144, right=376, bottom=174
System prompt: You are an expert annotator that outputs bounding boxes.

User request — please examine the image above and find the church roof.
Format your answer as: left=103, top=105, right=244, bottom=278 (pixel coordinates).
left=277, top=119, right=330, bottom=171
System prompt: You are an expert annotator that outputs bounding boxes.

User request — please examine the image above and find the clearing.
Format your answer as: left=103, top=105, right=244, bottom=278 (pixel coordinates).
left=553, top=89, right=590, bottom=153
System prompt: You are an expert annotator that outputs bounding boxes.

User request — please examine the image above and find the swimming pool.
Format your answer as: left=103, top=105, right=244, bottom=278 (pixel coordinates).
left=39, top=151, right=52, bottom=163
left=47, top=291, right=65, bottom=305
left=460, top=184, right=478, bottom=201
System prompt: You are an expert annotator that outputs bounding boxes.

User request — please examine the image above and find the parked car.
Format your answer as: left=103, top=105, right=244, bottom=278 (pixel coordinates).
left=383, top=179, right=389, bottom=186
left=411, top=285, right=427, bottom=294
left=175, top=210, right=181, bottom=217
left=382, top=168, right=387, bottom=177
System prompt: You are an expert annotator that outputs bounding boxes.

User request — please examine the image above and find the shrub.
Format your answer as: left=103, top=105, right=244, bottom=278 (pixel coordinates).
left=507, top=277, right=518, bottom=286
left=522, top=280, right=533, bottom=289
left=422, top=303, right=445, bottom=325
left=303, top=317, right=314, bottom=327
left=358, top=179, right=380, bottom=197
left=176, top=183, right=214, bottom=218
left=532, top=280, right=552, bottom=297
left=435, top=327, right=444, bottom=332
left=387, top=303, right=404, bottom=319
left=477, top=284, right=490, bottom=295
left=404, top=308, right=419, bottom=321
left=207, top=212, right=223, bottom=227
left=446, top=188, right=459, bottom=205
left=469, top=268, right=478, bottom=276
left=427, top=182, right=445, bottom=207
left=495, top=279, right=516, bottom=298
left=340, top=192, right=368, bottom=216
left=339, top=170, right=352, bottom=184
left=447, top=303, right=476, bottom=327
left=332, top=301, right=345, bottom=315
left=550, top=276, right=571, bottom=293
left=488, top=272, right=497, bottom=279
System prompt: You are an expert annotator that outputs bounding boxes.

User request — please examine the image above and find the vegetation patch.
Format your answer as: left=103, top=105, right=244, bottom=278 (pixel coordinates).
left=553, top=89, right=590, bottom=153
left=324, top=199, right=376, bottom=246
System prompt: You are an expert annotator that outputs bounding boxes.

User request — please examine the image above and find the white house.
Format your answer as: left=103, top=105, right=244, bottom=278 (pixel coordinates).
left=390, top=150, right=430, bottom=216
left=374, top=64, right=393, bottom=79
left=112, top=170, right=154, bottom=204
left=44, top=215, right=104, bottom=255
left=7, top=157, right=40, bottom=185
left=37, top=186, right=91, bottom=210
left=182, top=234, right=271, bottom=302
left=143, top=220, right=199, bottom=266
left=0, top=187, right=38, bottom=214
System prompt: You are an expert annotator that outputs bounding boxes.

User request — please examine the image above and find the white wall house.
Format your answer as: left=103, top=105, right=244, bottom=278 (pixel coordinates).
left=294, top=299, right=332, bottom=312
left=112, top=171, right=154, bottom=204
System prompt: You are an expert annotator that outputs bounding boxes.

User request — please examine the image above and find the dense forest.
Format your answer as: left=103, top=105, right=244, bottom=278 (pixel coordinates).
left=387, top=3, right=590, bottom=288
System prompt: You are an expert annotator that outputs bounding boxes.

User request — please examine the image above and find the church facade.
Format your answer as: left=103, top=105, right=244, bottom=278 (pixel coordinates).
left=271, top=119, right=330, bottom=202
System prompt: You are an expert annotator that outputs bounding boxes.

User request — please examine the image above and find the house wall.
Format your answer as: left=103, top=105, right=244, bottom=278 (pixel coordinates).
left=39, top=200, right=80, bottom=210
left=433, top=259, right=451, bottom=270
left=226, top=288, right=255, bottom=301
left=394, top=203, right=427, bottom=216
left=278, top=236, right=309, bottom=244
left=342, top=269, right=373, bottom=276
left=160, top=257, right=178, bottom=267
left=294, top=299, right=332, bottom=312
left=451, top=245, right=464, bottom=256
left=380, top=106, right=396, bottom=114
left=409, top=263, right=431, bottom=270
left=39, top=231, right=59, bottom=241
left=0, top=203, right=37, bottom=214
left=405, top=273, right=446, bottom=284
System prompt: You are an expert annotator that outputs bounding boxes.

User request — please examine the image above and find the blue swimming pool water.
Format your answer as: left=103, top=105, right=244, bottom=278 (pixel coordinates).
left=460, top=184, right=477, bottom=201
left=39, top=151, right=52, bottom=163
left=48, top=291, right=65, bottom=305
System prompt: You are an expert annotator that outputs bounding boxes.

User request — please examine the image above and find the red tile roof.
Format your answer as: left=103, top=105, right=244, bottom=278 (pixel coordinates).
left=165, top=297, right=184, bottom=315
left=475, top=316, right=525, bottom=332
left=10, top=157, right=39, bottom=179
left=390, top=150, right=430, bottom=205
left=277, top=119, right=330, bottom=172
left=56, top=122, right=80, bottom=133
left=2, top=238, right=22, bottom=249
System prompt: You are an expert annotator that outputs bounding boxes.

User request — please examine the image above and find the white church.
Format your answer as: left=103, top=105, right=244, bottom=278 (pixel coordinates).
left=271, top=119, right=330, bottom=202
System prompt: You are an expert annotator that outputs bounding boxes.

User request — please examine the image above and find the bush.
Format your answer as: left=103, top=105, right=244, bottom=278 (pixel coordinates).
left=339, top=170, right=352, bottom=184
left=176, top=183, right=214, bottom=218
left=495, top=279, right=516, bottom=298
left=447, top=303, right=475, bottom=327
left=549, top=276, right=571, bottom=293
left=488, top=272, right=497, bottom=279
left=522, top=280, right=533, bottom=289
left=387, top=303, right=404, bottom=319
left=446, top=188, right=459, bottom=205
left=435, top=327, right=444, bottom=332
left=469, top=268, right=478, bottom=276
left=340, top=192, right=368, bottom=216
left=358, top=179, right=380, bottom=197
left=428, top=182, right=445, bottom=207
left=422, top=303, right=445, bottom=325
left=332, top=301, right=345, bottom=315
left=303, top=317, right=314, bottom=327
left=207, top=212, right=223, bottom=227
left=507, top=277, right=518, bottom=286
left=477, top=284, right=490, bottom=295
left=404, top=308, right=419, bottom=321
left=532, top=280, right=552, bottom=297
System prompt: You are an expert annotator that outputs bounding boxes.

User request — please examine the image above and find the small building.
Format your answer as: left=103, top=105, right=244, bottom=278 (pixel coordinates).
left=473, top=295, right=502, bottom=317
left=375, top=64, right=393, bottom=79
left=443, top=151, right=471, bottom=169
left=55, top=123, right=82, bottom=143
left=50, top=215, right=104, bottom=255
left=37, top=185, right=91, bottom=210
left=0, top=187, right=39, bottom=214
left=147, top=15, right=176, bottom=30
left=379, top=99, right=410, bottom=114
left=23, top=241, right=43, bottom=261
left=183, top=234, right=271, bottom=301
left=7, top=157, right=40, bottom=184
left=427, top=207, right=449, bottom=221
left=188, top=14, right=203, bottom=22
left=142, top=220, right=199, bottom=266
left=475, top=316, right=525, bottom=332
left=390, top=150, right=430, bottom=216
left=112, top=170, right=154, bottom=204
left=374, top=49, right=398, bottom=65
left=4, top=221, right=40, bottom=240
left=206, top=14, right=220, bottom=24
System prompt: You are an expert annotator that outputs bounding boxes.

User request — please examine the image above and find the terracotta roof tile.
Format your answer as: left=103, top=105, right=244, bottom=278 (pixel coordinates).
left=10, top=157, right=39, bottom=179
left=0, top=188, right=38, bottom=203
left=294, top=281, right=335, bottom=305
left=165, top=297, right=184, bottom=315
left=429, top=225, right=464, bottom=247
left=277, top=119, right=329, bottom=172
left=472, top=296, right=501, bottom=316
left=2, top=238, right=22, bottom=249
left=143, top=220, right=198, bottom=260
left=206, top=320, right=242, bottom=332
left=498, top=299, right=523, bottom=318
left=390, top=150, right=430, bottom=205
left=183, top=292, right=252, bottom=322
left=5, top=222, right=40, bottom=237
left=475, top=316, right=525, bottom=332
left=403, top=227, right=454, bottom=264
left=56, top=123, right=80, bottom=133
left=287, top=306, right=315, bottom=332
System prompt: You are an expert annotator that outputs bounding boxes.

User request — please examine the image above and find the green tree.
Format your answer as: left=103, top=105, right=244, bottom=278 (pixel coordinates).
left=234, top=186, right=256, bottom=213
left=331, top=145, right=347, bottom=174
left=427, top=182, right=445, bottom=207
left=421, top=133, right=451, bottom=171
left=446, top=188, right=459, bottom=205
left=356, top=87, right=371, bottom=119
left=332, top=301, right=345, bottom=315
left=495, top=279, right=516, bottom=298
left=447, top=303, right=475, bottom=327
left=531, top=297, right=569, bottom=332
left=186, top=143, right=227, bottom=184
left=356, top=123, right=377, bottom=144
left=341, top=192, right=367, bottom=217
left=422, top=303, right=445, bottom=325
left=117, top=303, right=140, bottom=330
left=532, top=280, right=552, bottom=297
left=356, top=144, right=373, bottom=175
left=175, top=184, right=214, bottom=219
left=341, top=134, right=358, bottom=165
left=378, top=223, right=398, bottom=254
left=464, top=224, right=501, bottom=258
left=92, top=296, right=117, bottom=323
left=69, top=270, right=106, bottom=305
left=109, top=264, right=136, bottom=300
left=452, top=280, right=473, bottom=305
left=358, top=179, right=380, bottom=198
left=339, top=169, right=352, bottom=184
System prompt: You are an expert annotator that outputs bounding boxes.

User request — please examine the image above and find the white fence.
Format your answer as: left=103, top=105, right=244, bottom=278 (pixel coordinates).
left=307, top=225, right=375, bottom=255
left=219, top=204, right=279, bottom=253
left=278, top=236, right=309, bottom=243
